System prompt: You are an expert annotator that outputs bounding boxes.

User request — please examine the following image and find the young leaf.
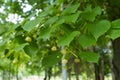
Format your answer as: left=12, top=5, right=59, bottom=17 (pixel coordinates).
left=79, top=52, right=100, bottom=63
left=78, top=34, right=96, bottom=48
left=87, top=20, right=111, bottom=39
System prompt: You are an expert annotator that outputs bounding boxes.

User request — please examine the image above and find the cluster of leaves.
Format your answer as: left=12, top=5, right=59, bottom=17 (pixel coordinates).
left=0, top=0, right=120, bottom=74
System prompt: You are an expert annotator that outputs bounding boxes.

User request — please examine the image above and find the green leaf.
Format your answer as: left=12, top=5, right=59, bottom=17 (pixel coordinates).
left=42, top=52, right=62, bottom=68
left=112, top=19, right=120, bottom=28
left=82, top=12, right=96, bottom=22
left=39, top=16, right=65, bottom=40
left=24, top=42, right=39, bottom=56
left=78, top=35, right=96, bottom=48
left=87, top=20, right=111, bottom=39
left=61, top=3, right=80, bottom=15
left=0, top=58, right=10, bottom=70
left=60, top=24, right=74, bottom=34
left=62, top=11, right=80, bottom=23
left=0, top=39, right=8, bottom=52
left=39, top=27, right=52, bottom=40
left=93, top=6, right=102, bottom=15
left=19, top=52, right=30, bottom=63
left=44, top=5, right=56, bottom=15
left=14, top=35, right=26, bottom=44
left=53, top=18, right=65, bottom=27
left=58, top=31, right=80, bottom=46
left=14, top=43, right=29, bottom=52
left=79, top=52, right=100, bottom=63
left=23, top=17, right=44, bottom=32
left=0, top=26, right=6, bottom=35
left=81, top=6, right=102, bottom=22
left=44, top=16, right=58, bottom=26
left=107, top=29, right=120, bottom=40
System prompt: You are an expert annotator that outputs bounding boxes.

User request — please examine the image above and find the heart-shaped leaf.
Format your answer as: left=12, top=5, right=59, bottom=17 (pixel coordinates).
left=87, top=20, right=111, bottom=39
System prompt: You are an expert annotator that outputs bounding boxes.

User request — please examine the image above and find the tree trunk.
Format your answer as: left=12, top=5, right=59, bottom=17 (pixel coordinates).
left=44, top=70, right=47, bottom=80
left=112, top=37, right=120, bottom=80
left=74, top=63, right=80, bottom=80
left=94, top=63, right=100, bottom=80
left=107, top=43, right=115, bottom=80
left=100, top=57, right=104, bottom=80
left=94, top=58, right=104, bottom=80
